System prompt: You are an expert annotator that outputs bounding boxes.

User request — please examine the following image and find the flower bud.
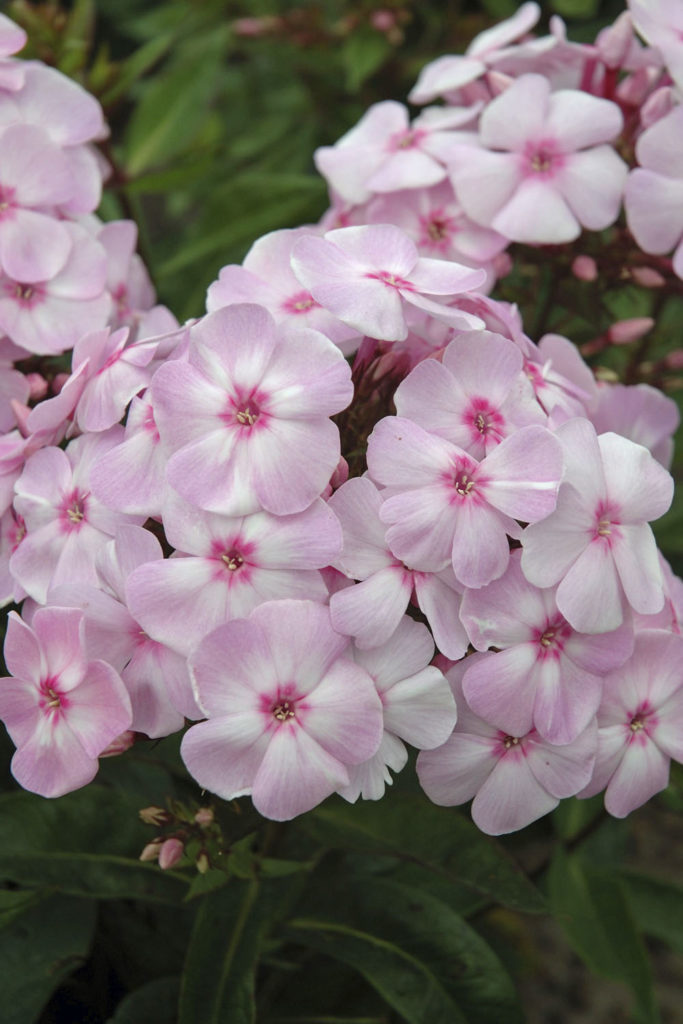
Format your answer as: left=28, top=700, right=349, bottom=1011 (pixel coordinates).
left=196, top=852, right=210, bottom=875
left=607, top=317, right=654, bottom=345
left=139, top=840, right=162, bottom=863
left=51, top=372, right=70, bottom=396
left=486, top=70, right=514, bottom=97
left=571, top=255, right=598, bottom=282
left=640, top=86, right=676, bottom=131
left=139, top=806, right=169, bottom=826
left=630, top=266, right=665, bottom=288
left=100, top=730, right=136, bottom=757
left=158, top=837, right=184, bottom=870
left=26, top=373, right=48, bottom=401
left=194, top=807, right=214, bottom=827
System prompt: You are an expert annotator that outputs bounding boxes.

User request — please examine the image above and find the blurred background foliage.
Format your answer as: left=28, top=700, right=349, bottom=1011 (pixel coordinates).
left=2, top=1, right=683, bottom=1022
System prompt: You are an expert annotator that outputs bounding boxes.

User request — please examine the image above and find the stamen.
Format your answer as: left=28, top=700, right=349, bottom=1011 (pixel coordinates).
left=221, top=552, right=243, bottom=571
left=540, top=629, right=555, bottom=648
left=454, top=472, right=474, bottom=496
left=236, top=408, right=258, bottom=426
left=630, top=716, right=644, bottom=732
left=46, top=687, right=60, bottom=709
left=15, top=284, right=33, bottom=301
left=272, top=700, right=295, bottom=722
left=474, top=412, right=487, bottom=433
left=503, top=735, right=520, bottom=750
left=531, top=153, right=552, bottom=172
left=67, top=506, right=84, bottom=523
left=597, top=518, right=611, bottom=537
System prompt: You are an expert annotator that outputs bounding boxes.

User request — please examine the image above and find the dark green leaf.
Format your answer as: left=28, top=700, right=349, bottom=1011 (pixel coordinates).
left=0, top=893, right=96, bottom=1024
left=178, top=877, right=302, bottom=1024
left=286, top=917, right=467, bottom=1024
left=185, top=868, right=231, bottom=901
left=621, top=870, right=683, bottom=955
left=108, top=976, right=180, bottom=1024
left=293, top=874, right=523, bottom=1024
left=343, top=28, right=392, bottom=92
left=0, top=787, right=188, bottom=903
left=548, top=848, right=659, bottom=1023
left=304, top=797, right=545, bottom=913
left=551, top=0, right=600, bottom=16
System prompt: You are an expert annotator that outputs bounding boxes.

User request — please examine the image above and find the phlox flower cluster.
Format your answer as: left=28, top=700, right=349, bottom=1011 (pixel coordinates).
left=1, top=4, right=683, bottom=835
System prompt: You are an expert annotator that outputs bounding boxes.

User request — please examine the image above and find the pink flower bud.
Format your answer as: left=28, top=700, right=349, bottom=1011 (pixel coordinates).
left=51, top=372, right=70, bottom=395
left=616, top=67, right=660, bottom=108
left=194, top=807, right=214, bottom=827
left=640, top=85, right=676, bottom=130
left=572, top=255, right=598, bottom=282
left=595, top=12, right=634, bottom=69
left=370, top=9, right=396, bottom=32
left=100, top=730, right=136, bottom=757
left=10, top=400, right=31, bottom=437
left=665, top=350, right=683, bottom=370
left=492, top=251, right=513, bottom=278
left=607, top=317, right=654, bottom=344
left=26, top=373, right=48, bottom=401
left=139, top=841, right=162, bottom=863
left=631, top=266, right=666, bottom=288
left=486, top=70, right=514, bottom=97
left=158, top=837, right=184, bottom=870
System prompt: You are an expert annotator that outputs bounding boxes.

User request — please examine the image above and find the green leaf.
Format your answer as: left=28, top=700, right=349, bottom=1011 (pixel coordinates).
left=621, top=871, right=683, bottom=955
left=294, top=874, right=523, bottom=1024
left=552, top=794, right=604, bottom=841
left=124, top=30, right=228, bottom=175
left=101, top=32, right=177, bottom=107
left=185, top=868, right=231, bottom=901
left=108, top=976, right=180, bottom=1023
left=178, top=877, right=302, bottom=1024
left=0, top=787, right=188, bottom=904
left=342, top=28, right=392, bottom=92
left=304, top=797, right=545, bottom=913
left=287, top=917, right=467, bottom=1024
left=0, top=893, right=96, bottom=1024
left=551, top=0, right=600, bottom=16
left=548, top=848, right=659, bottom=1023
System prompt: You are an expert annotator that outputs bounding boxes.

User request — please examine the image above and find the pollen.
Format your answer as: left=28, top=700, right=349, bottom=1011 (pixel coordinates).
left=530, top=153, right=552, bottom=172
left=236, top=407, right=258, bottom=426
left=67, top=505, right=84, bottom=523
left=629, top=716, right=644, bottom=732
left=272, top=700, right=295, bottom=722
left=15, top=284, right=33, bottom=301
left=597, top=518, right=611, bottom=537
left=540, top=629, right=555, bottom=648
left=221, top=552, right=244, bottom=571
left=46, top=687, right=61, bottom=709
left=503, top=735, right=520, bottom=749
left=454, top=472, right=474, bottom=496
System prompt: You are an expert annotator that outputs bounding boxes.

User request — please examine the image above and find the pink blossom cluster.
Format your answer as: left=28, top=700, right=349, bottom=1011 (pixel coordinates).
left=1, top=6, right=682, bottom=835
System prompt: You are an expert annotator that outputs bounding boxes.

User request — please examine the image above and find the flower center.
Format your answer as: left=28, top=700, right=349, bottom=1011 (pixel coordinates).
left=221, top=550, right=244, bottom=571
left=236, top=406, right=259, bottom=426
left=67, top=503, right=84, bottom=524
left=540, top=629, right=555, bottom=648
left=453, top=470, right=475, bottom=496
left=597, top=518, right=611, bottom=537
left=629, top=716, right=644, bottom=732
left=503, top=735, right=520, bottom=750
left=282, top=290, right=319, bottom=315
left=16, top=284, right=33, bottom=301
left=428, top=217, right=449, bottom=241
left=366, top=270, right=414, bottom=291
left=272, top=700, right=295, bottom=722
left=45, top=687, right=61, bottom=709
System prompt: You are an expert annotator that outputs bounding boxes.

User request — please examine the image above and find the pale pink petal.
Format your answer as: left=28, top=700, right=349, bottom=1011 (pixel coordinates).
left=330, top=567, right=411, bottom=648
left=301, top=658, right=383, bottom=764
left=463, top=645, right=538, bottom=737
left=327, top=477, right=394, bottom=579
left=250, top=600, right=348, bottom=694
left=525, top=722, right=597, bottom=797
left=450, top=148, right=523, bottom=226
left=10, top=715, right=98, bottom=797
left=599, top=432, right=673, bottom=523
left=472, top=754, right=558, bottom=835
left=480, top=424, right=563, bottom=522
left=413, top=571, right=468, bottom=660
left=611, top=524, right=664, bottom=616
left=417, top=732, right=498, bottom=805
left=544, top=91, right=623, bottom=150
left=604, top=737, right=670, bottom=817
left=557, top=147, right=627, bottom=231
left=252, top=724, right=349, bottom=820
left=181, top=715, right=271, bottom=799
left=492, top=179, right=580, bottom=244
left=62, top=660, right=132, bottom=758
left=249, top=417, right=342, bottom=515
left=480, top=74, right=550, bottom=151
left=555, top=541, right=624, bottom=633
left=382, top=668, right=458, bottom=749
left=3, top=609, right=44, bottom=682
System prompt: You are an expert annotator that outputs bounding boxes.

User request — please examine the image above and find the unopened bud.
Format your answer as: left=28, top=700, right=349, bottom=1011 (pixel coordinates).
left=370, top=9, right=396, bottom=32
left=486, top=70, right=514, bottom=97
left=607, top=317, right=654, bottom=344
left=491, top=251, right=512, bottom=278
left=139, top=805, right=169, bottom=826
left=101, top=730, right=136, bottom=757
left=194, top=807, right=214, bottom=827
left=572, top=255, right=598, bottom=282
left=26, top=373, right=48, bottom=401
left=139, top=840, right=162, bottom=863
left=51, top=372, right=70, bottom=395
left=665, top=350, right=683, bottom=370
left=640, top=85, right=676, bottom=130
left=630, top=266, right=665, bottom=288
left=158, top=837, right=184, bottom=870
left=196, top=852, right=210, bottom=875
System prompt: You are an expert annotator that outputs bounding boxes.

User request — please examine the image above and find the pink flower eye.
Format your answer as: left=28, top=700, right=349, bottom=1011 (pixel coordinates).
left=220, top=550, right=244, bottom=572
left=453, top=470, right=475, bottom=496
left=272, top=699, right=296, bottom=722
left=236, top=405, right=259, bottom=426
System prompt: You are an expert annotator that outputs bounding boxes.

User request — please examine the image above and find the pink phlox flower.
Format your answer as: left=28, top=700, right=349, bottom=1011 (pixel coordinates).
left=449, top=73, right=628, bottom=244
left=0, top=123, right=76, bottom=282
left=88, top=395, right=169, bottom=518
left=0, top=606, right=132, bottom=797
left=0, top=62, right=106, bottom=146
left=629, top=0, right=683, bottom=90
left=590, top=381, right=679, bottom=469
left=367, top=416, right=563, bottom=588
left=10, top=430, right=145, bottom=603
left=460, top=550, right=634, bottom=745
left=181, top=599, right=384, bottom=821
left=524, top=332, right=599, bottom=420
left=338, top=617, right=457, bottom=801
left=0, top=14, right=26, bottom=91
left=579, top=629, right=683, bottom=816
left=328, top=476, right=468, bottom=659
left=521, top=418, right=674, bottom=634
left=97, top=220, right=155, bottom=327
left=393, top=329, right=546, bottom=460
left=365, top=181, right=508, bottom=267
left=624, top=105, right=683, bottom=280
left=291, top=224, right=486, bottom=342
left=206, top=228, right=360, bottom=354
left=126, top=489, right=341, bottom=657
left=408, top=3, right=542, bottom=104
left=634, top=553, right=683, bottom=634
left=417, top=653, right=597, bottom=835
left=0, top=505, right=27, bottom=606
left=314, top=100, right=480, bottom=205
left=0, top=221, right=110, bottom=355
left=48, top=525, right=198, bottom=735
left=151, top=303, right=353, bottom=516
